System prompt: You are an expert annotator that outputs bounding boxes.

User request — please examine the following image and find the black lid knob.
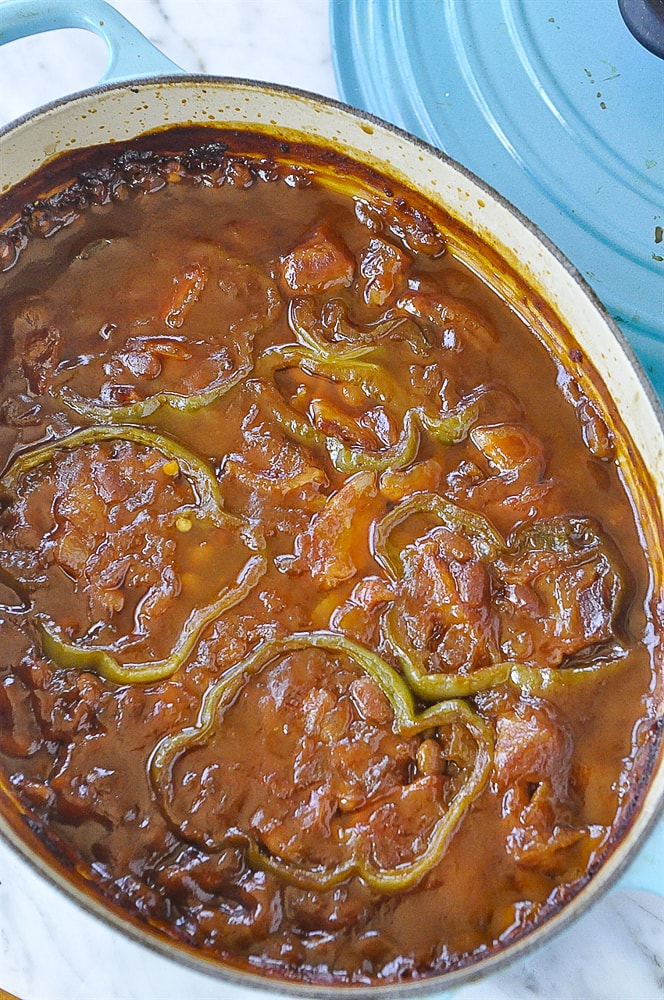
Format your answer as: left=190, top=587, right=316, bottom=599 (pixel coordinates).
left=618, top=0, right=664, bottom=58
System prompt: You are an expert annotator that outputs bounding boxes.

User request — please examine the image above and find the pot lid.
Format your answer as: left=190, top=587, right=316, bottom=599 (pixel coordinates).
left=331, top=0, right=664, bottom=395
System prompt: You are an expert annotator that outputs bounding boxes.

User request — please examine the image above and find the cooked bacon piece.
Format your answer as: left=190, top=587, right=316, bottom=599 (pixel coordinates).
left=11, top=305, right=62, bottom=395
left=310, top=398, right=382, bottom=449
left=83, top=528, right=180, bottom=626
left=277, top=471, right=378, bottom=590
left=330, top=575, right=395, bottom=643
left=495, top=518, right=624, bottom=666
left=348, top=674, right=393, bottom=726
left=310, top=398, right=398, bottom=450
left=484, top=691, right=585, bottom=871
left=280, top=225, right=355, bottom=295
left=224, top=408, right=328, bottom=522
left=161, top=262, right=209, bottom=329
left=396, top=288, right=495, bottom=353
left=396, top=526, right=498, bottom=673
left=156, top=849, right=281, bottom=946
left=21, top=324, right=62, bottom=394
left=17, top=655, right=105, bottom=741
left=3, top=440, right=195, bottom=642
left=448, top=422, right=563, bottom=536
left=0, top=673, right=42, bottom=756
left=355, top=196, right=446, bottom=255
left=283, top=881, right=371, bottom=935
left=359, top=237, right=409, bottom=307
left=347, top=775, right=445, bottom=870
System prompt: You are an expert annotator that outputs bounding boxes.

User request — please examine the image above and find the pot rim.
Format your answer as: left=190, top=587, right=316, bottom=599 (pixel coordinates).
left=0, top=70, right=662, bottom=997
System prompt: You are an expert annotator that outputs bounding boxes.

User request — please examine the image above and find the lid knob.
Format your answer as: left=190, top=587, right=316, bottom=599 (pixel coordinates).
left=618, top=0, right=664, bottom=58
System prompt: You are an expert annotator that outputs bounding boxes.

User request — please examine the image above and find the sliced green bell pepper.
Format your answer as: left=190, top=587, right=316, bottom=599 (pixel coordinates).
left=150, top=629, right=493, bottom=893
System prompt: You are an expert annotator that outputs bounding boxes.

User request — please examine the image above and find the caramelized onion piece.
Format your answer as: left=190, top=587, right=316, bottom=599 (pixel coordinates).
left=277, top=471, right=377, bottom=589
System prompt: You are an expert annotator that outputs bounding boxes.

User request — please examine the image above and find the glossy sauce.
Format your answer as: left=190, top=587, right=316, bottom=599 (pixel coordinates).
left=0, top=134, right=661, bottom=986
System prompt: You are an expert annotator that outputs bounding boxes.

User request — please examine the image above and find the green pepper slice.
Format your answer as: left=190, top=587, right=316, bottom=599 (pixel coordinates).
left=383, top=604, right=513, bottom=699
left=3, top=426, right=265, bottom=684
left=36, top=553, right=266, bottom=685
left=288, top=297, right=420, bottom=361
left=373, top=492, right=505, bottom=575
left=254, top=344, right=391, bottom=402
left=150, top=629, right=493, bottom=893
left=327, top=392, right=497, bottom=474
left=56, top=342, right=254, bottom=423
left=1, top=424, right=243, bottom=532
left=251, top=347, right=498, bottom=473
left=376, top=501, right=628, bottom=698
left=385, top=603, right=628, bottom=700
left=508, top=656, right=629, bottom=693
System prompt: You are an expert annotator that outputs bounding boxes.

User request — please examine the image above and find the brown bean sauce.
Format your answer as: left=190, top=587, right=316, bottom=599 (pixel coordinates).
left=0, top=131, right=661, bottom=986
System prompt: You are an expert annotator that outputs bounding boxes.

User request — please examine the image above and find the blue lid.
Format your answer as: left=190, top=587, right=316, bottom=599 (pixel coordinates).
left=331, top=0, right=664, bottom=394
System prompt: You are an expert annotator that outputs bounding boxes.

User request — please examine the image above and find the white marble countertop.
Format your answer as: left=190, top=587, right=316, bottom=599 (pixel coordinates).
left=0, top=2, right=662, bottom=999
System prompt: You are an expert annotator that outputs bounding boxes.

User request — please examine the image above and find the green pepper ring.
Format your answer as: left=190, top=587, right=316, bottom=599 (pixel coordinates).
left=56, top=348, right=253, bottom=423
left=374, top=494, right=629, bottom=698
left=1, top=423, right=243, bottom=531
left=149, top=629, right=493, bottom=893
left=36, top=553, right=267, bottom=686
left=2, top=425, right=266, bottom=684
left=288, top=296, right=419, bottom=361
left=52, top=252, right=282, bottom=423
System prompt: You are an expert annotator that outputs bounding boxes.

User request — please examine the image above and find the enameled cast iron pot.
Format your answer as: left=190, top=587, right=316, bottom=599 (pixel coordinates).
left=0, top=1, right=662, bottom=995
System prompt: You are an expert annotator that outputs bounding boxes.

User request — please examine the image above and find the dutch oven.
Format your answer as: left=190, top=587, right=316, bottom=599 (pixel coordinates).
left=0, top=1, right=662, bottom=997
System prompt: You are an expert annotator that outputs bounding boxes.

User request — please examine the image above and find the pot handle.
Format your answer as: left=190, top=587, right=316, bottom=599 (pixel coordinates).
left=617, top=810, right=664, bottom=896
left=0, top=0, right=184, bottom=85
